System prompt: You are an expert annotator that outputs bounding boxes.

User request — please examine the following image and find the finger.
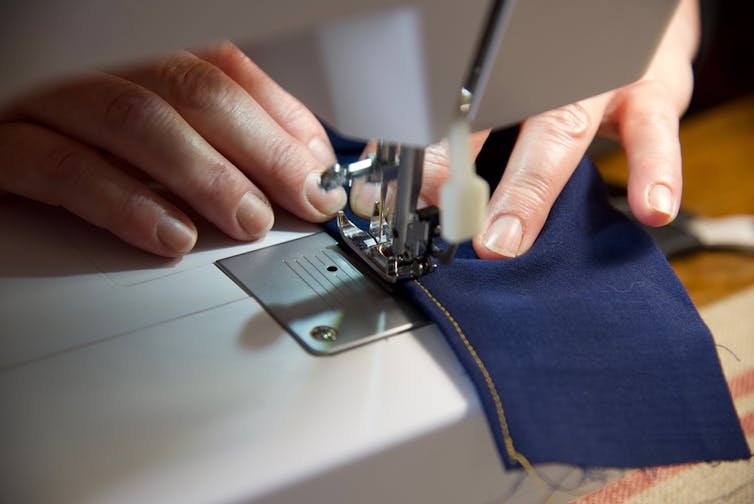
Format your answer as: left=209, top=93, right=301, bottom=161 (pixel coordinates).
left=122, top=49, right=345, bottom=221
left=15, top=73, right=274, bottom=241
left=0, top=122, right=197, bottom=257
left=348, top=141, right=379, bottom=217
left=350, top=178, right=382, bottom=218
left=473, top=96, right=609, bottom=259
left=614, top=81, right=682, bottom=227
left=197, top=41, right=339, bottom=167
left=419, top=129, right=490, bottom=205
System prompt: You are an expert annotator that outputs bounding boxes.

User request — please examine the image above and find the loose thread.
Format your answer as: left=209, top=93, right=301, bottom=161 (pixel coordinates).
left=413, top=279, right=549, bottom=496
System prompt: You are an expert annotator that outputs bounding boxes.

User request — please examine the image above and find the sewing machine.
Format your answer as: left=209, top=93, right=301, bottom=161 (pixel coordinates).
left=0, top=1, right=679, bottom=502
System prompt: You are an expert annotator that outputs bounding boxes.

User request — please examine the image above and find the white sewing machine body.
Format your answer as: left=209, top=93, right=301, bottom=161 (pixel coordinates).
left=1, top=200, right=633, bottom=503
left=0, top=1, right=678, bottom=502
left=1, top=0, right=678, bottom=146
left=1, top=201, right=579, bottom=503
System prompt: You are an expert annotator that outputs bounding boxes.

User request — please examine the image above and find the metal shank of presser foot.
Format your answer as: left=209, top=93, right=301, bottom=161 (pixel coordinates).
left=319, top=142, right=450, bottom=283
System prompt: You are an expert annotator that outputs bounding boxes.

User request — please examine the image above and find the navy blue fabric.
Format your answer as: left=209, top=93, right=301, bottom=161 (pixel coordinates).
left=327, top=134, right=749, bottom=469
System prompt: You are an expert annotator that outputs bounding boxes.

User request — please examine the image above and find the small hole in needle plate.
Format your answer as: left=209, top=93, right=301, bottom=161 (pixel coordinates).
left=327, top=266, right=338, bottom=272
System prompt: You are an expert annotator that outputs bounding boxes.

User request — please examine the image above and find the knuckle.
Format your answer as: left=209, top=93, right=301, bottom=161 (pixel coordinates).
left=194, top=161, right=243, bottom=207
left=275, top=99, right=314, bottom=132
left=266, top=136, right=302, bottom=186
left=532, top=102, right=592, bottom=148
left=506, top=170, right=557, bottom=216
left=619, top=80, right=682, bottom=127
left=107, top=186, right=151, bottom=230
left=103, top=85, right=166, bottom=135
left=626, top=78, right=667, bottom=101
left=207, top=42, right=272, bottom=96
left=423, top=143, right=450, bottom=176
left=42, top=146, right=93, bottom=201
left=159, top=54, right=231, bottom=110
left=210, top=41, right=250, bottom=70
left=627, top=107, right=678, bottom=134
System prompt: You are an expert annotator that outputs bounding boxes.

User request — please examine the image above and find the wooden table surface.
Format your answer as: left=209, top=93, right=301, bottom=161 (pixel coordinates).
left=594, top=93, right=754, bottom=307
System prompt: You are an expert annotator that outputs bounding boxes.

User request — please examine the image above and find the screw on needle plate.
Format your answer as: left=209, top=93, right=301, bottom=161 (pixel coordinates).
left=310, top=326, right=337, bottom=342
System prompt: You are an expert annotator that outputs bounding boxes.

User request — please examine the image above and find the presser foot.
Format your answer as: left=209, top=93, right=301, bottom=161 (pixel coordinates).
left=336, top=211, right=435, bottom=284
left=319, top=141, right=455, bottom=283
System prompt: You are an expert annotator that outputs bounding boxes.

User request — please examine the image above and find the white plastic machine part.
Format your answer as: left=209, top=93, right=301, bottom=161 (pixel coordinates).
left=441, top=118, right=490, bottom=242
left=468, top=0, right=681, bottom=132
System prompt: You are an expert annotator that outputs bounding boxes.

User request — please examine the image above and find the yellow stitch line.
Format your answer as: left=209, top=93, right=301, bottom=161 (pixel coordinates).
left=414, top=279, right=548, bottom=495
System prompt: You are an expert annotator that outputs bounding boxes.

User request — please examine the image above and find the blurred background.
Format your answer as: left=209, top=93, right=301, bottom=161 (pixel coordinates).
left=594, top=0, right=754, bottom=307
left=689, top=1, right=754, bottom=114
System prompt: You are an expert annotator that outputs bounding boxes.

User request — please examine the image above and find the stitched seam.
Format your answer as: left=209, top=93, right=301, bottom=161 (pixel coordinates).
left=414, top=279, right=547, bottom=492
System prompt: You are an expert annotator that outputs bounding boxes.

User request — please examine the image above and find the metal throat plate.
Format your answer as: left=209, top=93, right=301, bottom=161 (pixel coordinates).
left=216, top=232, right=430, bottom=355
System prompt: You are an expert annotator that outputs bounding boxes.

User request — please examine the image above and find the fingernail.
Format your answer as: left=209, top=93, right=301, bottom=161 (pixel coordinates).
left=483, top=215, right=523, bottom=257
left=236, top=191, right=274, bottom=239
left=350, top=180, right=381, bottom=217
left=308, top=137, right=337, bottom=167
left=157, top=215, right=197, bottom=255
left=648, top=184, right=674, bottom=217
left=306, top=172, right=346, bottom=218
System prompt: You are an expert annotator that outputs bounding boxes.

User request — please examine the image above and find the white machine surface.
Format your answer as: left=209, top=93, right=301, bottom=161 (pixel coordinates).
left=0, top=1, right=678, bottom=502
